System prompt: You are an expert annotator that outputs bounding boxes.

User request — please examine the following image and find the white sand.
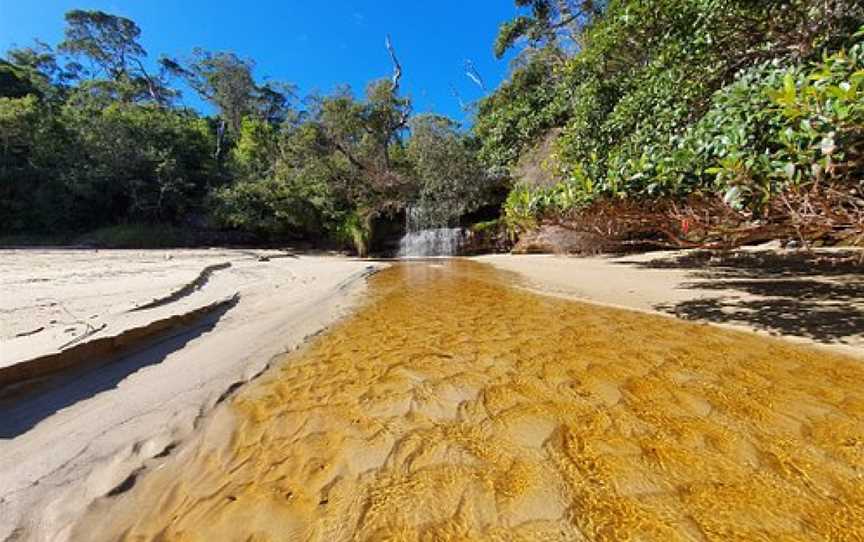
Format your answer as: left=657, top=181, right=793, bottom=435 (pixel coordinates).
left=0, top=249, right=384, bottom=540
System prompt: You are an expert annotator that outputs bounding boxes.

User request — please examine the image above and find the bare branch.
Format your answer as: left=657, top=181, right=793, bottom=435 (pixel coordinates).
left=464, top=59, right=486, bottom=91
left=385, top=34, right=402, bottom=90
left=450, top=84, right=468, bottom=111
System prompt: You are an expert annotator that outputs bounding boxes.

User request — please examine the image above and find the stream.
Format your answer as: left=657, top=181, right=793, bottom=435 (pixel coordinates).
left=73, top=260, right=864, bottom=541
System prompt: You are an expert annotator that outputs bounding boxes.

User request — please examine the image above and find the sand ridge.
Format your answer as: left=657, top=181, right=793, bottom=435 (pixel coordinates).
left=72, top=260, right=864, bottom=541
left=0, top=251, right=382, bottom=541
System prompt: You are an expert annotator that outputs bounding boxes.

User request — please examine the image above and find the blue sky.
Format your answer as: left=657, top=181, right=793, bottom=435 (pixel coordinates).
left=0, top=1, right=521, bottom=124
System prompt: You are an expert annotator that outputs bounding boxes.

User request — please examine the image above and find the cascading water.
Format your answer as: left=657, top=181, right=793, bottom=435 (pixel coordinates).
left=398, top=205, right=465, bottom=257
left=398, top=228, right=465, bottom=257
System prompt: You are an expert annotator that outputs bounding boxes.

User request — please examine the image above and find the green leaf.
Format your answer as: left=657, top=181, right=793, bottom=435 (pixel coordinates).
left=783, top=72, right=797, bottom=99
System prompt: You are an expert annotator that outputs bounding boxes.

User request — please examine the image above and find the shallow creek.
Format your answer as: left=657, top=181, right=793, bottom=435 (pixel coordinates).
left=75, top=260, right=863, bottom=541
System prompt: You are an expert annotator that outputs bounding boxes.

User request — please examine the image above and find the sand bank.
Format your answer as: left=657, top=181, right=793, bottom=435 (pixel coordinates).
left=477, top=248, right=864, bottom=359
left=2, top=247, right=862, bottom=540
left=0, top=249, right=383, bottom=540
left=67, top=260, right=864, bottom=541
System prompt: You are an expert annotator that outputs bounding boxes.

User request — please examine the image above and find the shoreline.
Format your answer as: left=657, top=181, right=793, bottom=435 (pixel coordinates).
left=476, top=249, right=864, bottom=360
left=2, top=246, right=862, bottom=538
left=60, top=258, right=864, bottom=541
left=0, top=250, right=385, bottom=541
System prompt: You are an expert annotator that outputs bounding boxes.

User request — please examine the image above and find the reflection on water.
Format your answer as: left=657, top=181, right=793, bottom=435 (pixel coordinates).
left=76, top=260, right=864, bottom=541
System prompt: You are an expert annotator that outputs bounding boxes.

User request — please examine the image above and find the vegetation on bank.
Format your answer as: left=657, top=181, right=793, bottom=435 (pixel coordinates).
left=0, top=11, right=497, bottom=254
left=2, top=2, right=863, bottom=253
left=480, top=0, right=864, bottom=249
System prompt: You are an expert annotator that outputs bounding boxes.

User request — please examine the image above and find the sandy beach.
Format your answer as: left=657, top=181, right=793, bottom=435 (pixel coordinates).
left=61, top=259, right=864, bottom=541
left=479, top=248, right=864, bottom=359
left=0, top=249, right=382, bottom=540
left=1, top=248, right=862, bottom=540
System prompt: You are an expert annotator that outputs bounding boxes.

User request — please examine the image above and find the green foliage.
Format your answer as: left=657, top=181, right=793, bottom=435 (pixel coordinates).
left=502, top=179, right=591, bottom=236
left=482, top=0, right=864, bottom=229
left=406, top=114, right=492, bottom=227
left=59, top=10, right=175, bottom=105
left=164, top=49, right=258, bottom=135
left=0, top=95, right=45, bottom=231
left=60, top=101, right=215, bottom=226
left=493, top=0, right=603, bottom=58
left=769, top=42, right=864, bottom=182
left=698, top=37, right=864, bottom=211
left=0, top=94, right=40, bottom=153
left=474, top=49, right=571, bottom=170
left=333, top=211, right=371, bottom=256
left=213, top=177, right=324, bottom=238
left=59, top=9, right=145, bottom=78
left=0, top=61, right=39, bottom=98
left=231, top=117, right=278, bottom=178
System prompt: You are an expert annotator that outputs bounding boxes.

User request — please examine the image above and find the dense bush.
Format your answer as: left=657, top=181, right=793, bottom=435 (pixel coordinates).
left=1, top=10, right=502, bottom=251
left=488, top=0, right=864, bottom=244
left=474, top=49, right=571, bottom=171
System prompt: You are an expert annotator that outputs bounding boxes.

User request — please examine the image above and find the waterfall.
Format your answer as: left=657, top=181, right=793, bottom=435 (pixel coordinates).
left=398, top=206, right=465, bottom=257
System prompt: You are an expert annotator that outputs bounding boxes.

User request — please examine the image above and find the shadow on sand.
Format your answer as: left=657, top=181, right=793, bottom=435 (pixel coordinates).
left=620, top=250, right=864, bottom=345
left=0, top=302, right=234, bottom=439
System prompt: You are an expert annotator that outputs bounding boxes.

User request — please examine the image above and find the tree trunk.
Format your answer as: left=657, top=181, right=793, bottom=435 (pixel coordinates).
left=355, top=214, right=374, bottom=258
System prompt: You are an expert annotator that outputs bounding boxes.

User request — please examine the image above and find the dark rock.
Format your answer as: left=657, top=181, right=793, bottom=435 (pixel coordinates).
left=513, top=225, right=611, bottom=255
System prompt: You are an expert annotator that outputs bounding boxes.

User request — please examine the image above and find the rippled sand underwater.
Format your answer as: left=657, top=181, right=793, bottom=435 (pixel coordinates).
left=75, top=260, right=864, bottom=541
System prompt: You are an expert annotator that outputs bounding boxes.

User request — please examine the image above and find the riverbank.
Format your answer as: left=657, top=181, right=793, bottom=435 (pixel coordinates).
left=64, top=260, right=864, bottom=541
left=0, top=249, right=383, bottom=540
left=2, top=246, right=862, bottom=539
left=477, top=246, right=864, bottom=359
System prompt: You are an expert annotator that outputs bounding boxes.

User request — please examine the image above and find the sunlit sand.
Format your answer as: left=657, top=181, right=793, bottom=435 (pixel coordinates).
left=74, top=260, right=864, bottom=541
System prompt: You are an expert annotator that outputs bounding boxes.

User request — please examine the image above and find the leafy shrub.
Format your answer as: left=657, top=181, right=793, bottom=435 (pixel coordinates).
left=487, top=0, right=863, bottom=243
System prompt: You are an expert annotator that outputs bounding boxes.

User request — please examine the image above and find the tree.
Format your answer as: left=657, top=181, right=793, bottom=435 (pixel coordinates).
left=231, top=116, right=278, bottom=178
left=494, top=0, right=604, bottom=58
left=0, top=94, right=74, bottom=232
left=162, top=49, right=255, bottom=136
left=58, top=10, right=174, bottom=105
left=0, top=61, right=38, bottom=99
left=162, top=49, right=295, bottom=161
left=58, top=101, right=214, bottom=226
left=315, top=81, right=413, bottom=222
left=474, top=47, right=570, bottom=170
left=407, top=114, right=491, bottom=227
left=254, top=81, right=297, bottom=125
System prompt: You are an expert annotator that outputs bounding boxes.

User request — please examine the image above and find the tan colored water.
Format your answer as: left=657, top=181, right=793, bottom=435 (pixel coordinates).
left=75, top=261, right=863, bottom=541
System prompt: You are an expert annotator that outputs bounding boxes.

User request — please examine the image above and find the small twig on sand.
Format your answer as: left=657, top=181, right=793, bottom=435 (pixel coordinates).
left=55, top=300, right=102, bottom=348
left=60, top=323, right=108, bottom=350
left=14, top=326, right=45, bottom=338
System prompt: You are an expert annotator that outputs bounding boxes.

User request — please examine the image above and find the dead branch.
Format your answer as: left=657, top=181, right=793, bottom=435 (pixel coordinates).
left=385, top=34, right=402, bottom=90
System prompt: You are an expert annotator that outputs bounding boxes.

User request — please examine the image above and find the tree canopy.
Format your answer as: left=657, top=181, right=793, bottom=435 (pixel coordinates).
left=2, top=2, right=862, bottom=253
left=482, top=0, right=864, bottom=248
left=0, top=9, right=497, bottom=253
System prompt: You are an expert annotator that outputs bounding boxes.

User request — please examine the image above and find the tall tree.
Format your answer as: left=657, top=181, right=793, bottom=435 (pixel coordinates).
left=253, top=81, right=297, bottom=126
left=311, top=37, right=413, bottom=226
left=58, top=10, right=174, bottom=104
left=162, top=49, right=256, bottom=135
left=161, top=49, right=294, bottom=160
left=407, top=114, right=491, bottom=227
